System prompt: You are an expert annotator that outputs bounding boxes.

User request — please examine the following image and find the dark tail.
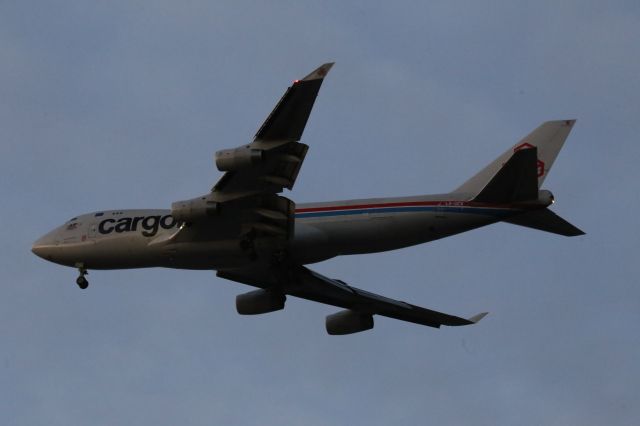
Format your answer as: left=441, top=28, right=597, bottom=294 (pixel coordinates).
left=454, top=120, right=584, bottom=237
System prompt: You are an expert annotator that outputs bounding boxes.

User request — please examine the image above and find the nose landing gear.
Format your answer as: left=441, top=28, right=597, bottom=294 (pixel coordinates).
left=75, top=265, right=89, bottom=289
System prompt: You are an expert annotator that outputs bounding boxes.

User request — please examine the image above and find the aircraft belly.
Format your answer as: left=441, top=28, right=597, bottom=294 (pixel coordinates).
left=52, top=228, right=244, bottom=270
left=293, top=211, right=498, bottom=259
left=159, top=240, right=253, bottom=270
left=87, top=237, right=253, bottom=270
left=78, top=236, right=160, bottom=269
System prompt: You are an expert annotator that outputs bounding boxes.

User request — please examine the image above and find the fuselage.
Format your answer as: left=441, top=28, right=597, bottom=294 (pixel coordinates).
left=32, top=193, right=527, bottom=271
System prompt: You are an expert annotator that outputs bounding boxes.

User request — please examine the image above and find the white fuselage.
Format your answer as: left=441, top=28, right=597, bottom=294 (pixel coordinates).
left=32, top=193, right=520, bottom=271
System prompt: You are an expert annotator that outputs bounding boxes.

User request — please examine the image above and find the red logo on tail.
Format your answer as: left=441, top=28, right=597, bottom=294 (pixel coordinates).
left=514, top=142, right=545, bottom=178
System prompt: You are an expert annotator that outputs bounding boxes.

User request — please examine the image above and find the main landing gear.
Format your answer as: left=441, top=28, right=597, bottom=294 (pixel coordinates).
left=75, top=265, right=89, bottom=289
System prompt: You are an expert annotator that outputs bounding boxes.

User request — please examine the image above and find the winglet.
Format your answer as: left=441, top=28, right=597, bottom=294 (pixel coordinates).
left=468, top=312, right=489, bottom=323
left=300, top=62, right=334, bottom=82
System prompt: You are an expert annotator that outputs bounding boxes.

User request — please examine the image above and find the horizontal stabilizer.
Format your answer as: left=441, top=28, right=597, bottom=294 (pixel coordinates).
left=504, top=208, right=585, bottom=236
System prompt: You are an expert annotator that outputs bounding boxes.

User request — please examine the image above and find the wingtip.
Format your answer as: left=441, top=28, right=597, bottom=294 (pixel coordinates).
left=301, top=62, right=335, bottom=81
left=544, top=119, right=577, bottom=128
left=469, top=312, right=489, bottom=323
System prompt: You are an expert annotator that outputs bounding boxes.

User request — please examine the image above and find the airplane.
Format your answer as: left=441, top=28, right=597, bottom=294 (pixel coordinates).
left=32, top=63, right=584, bottom=335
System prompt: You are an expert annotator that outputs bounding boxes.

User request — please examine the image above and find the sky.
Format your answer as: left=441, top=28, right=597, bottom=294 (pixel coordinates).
left=2, top=1, right=639, bottom=424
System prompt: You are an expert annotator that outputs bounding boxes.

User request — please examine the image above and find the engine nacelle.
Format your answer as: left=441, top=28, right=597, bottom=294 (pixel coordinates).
left=236, top=289, right=286, bottom=315
left=326, top=310, right=374, bottom=335
left=215, top=146, right=263, bottom=172
left=171, top=196, right=219, bottom=223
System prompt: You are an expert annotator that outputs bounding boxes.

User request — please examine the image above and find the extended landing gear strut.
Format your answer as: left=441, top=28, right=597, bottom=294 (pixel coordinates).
left=75, top=265, right=89, bottom=289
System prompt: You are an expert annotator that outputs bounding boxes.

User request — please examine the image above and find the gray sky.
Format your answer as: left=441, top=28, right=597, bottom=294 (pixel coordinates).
left=2, top=1, right=639, bottom=424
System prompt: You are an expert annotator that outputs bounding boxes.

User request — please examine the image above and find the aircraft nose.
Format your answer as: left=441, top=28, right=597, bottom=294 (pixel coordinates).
left=31, top=232, right=58, bottom=260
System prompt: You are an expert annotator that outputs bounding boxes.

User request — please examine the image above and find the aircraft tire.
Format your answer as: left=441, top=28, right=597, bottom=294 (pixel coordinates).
left=76, top=276, right=89, bottom=290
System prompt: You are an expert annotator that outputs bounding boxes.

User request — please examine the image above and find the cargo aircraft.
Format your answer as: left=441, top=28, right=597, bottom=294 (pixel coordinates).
left=32, top=63, right=584, bottom=335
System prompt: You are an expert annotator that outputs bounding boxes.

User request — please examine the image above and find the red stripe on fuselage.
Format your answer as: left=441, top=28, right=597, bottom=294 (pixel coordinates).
left=294, top=200, right=514, bottom=213
left=295, top=200, right=440, bottom=213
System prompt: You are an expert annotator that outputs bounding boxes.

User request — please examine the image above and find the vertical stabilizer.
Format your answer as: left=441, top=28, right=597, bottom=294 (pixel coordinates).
left=455, top=120, right=576, bottom=197
left=473, top=147, right=539, bottom=203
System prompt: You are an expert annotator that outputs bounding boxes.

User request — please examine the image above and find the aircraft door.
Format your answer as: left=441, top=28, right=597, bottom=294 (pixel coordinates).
left=88, top=222, right=98, bottom=240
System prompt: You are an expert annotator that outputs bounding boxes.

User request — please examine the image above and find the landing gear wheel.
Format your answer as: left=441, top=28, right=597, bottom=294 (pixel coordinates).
left=75, top=264, right=89, bottom=289
left=76, top=276, right=89, bottom=289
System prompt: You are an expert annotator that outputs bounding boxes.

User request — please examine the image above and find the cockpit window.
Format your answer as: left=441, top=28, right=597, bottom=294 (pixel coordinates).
left=68, top=217, right=78, bottom=222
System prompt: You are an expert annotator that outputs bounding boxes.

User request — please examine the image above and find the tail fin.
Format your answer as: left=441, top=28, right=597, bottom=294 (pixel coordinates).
left=455, top=120, right=576, bottom=198
left=473, top=147, right=539, bottom=203
left=454, top=120, right=584, bottom=236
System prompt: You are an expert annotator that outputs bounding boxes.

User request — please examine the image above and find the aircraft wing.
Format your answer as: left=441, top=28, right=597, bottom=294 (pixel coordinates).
left=213, top=62, right=334, bottom=195
left=168, top=63, right=333, bottom=245
left=218, top=265, right=487, bottom=331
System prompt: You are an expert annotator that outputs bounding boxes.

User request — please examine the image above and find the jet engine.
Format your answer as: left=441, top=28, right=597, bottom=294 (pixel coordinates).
left=236, top=289, right=286, bottom=315
left=325, top=310, right=374, bottom=335
left=171, top=196, right=219, bottom=223
left=215, top=146, right=263, bottom=172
